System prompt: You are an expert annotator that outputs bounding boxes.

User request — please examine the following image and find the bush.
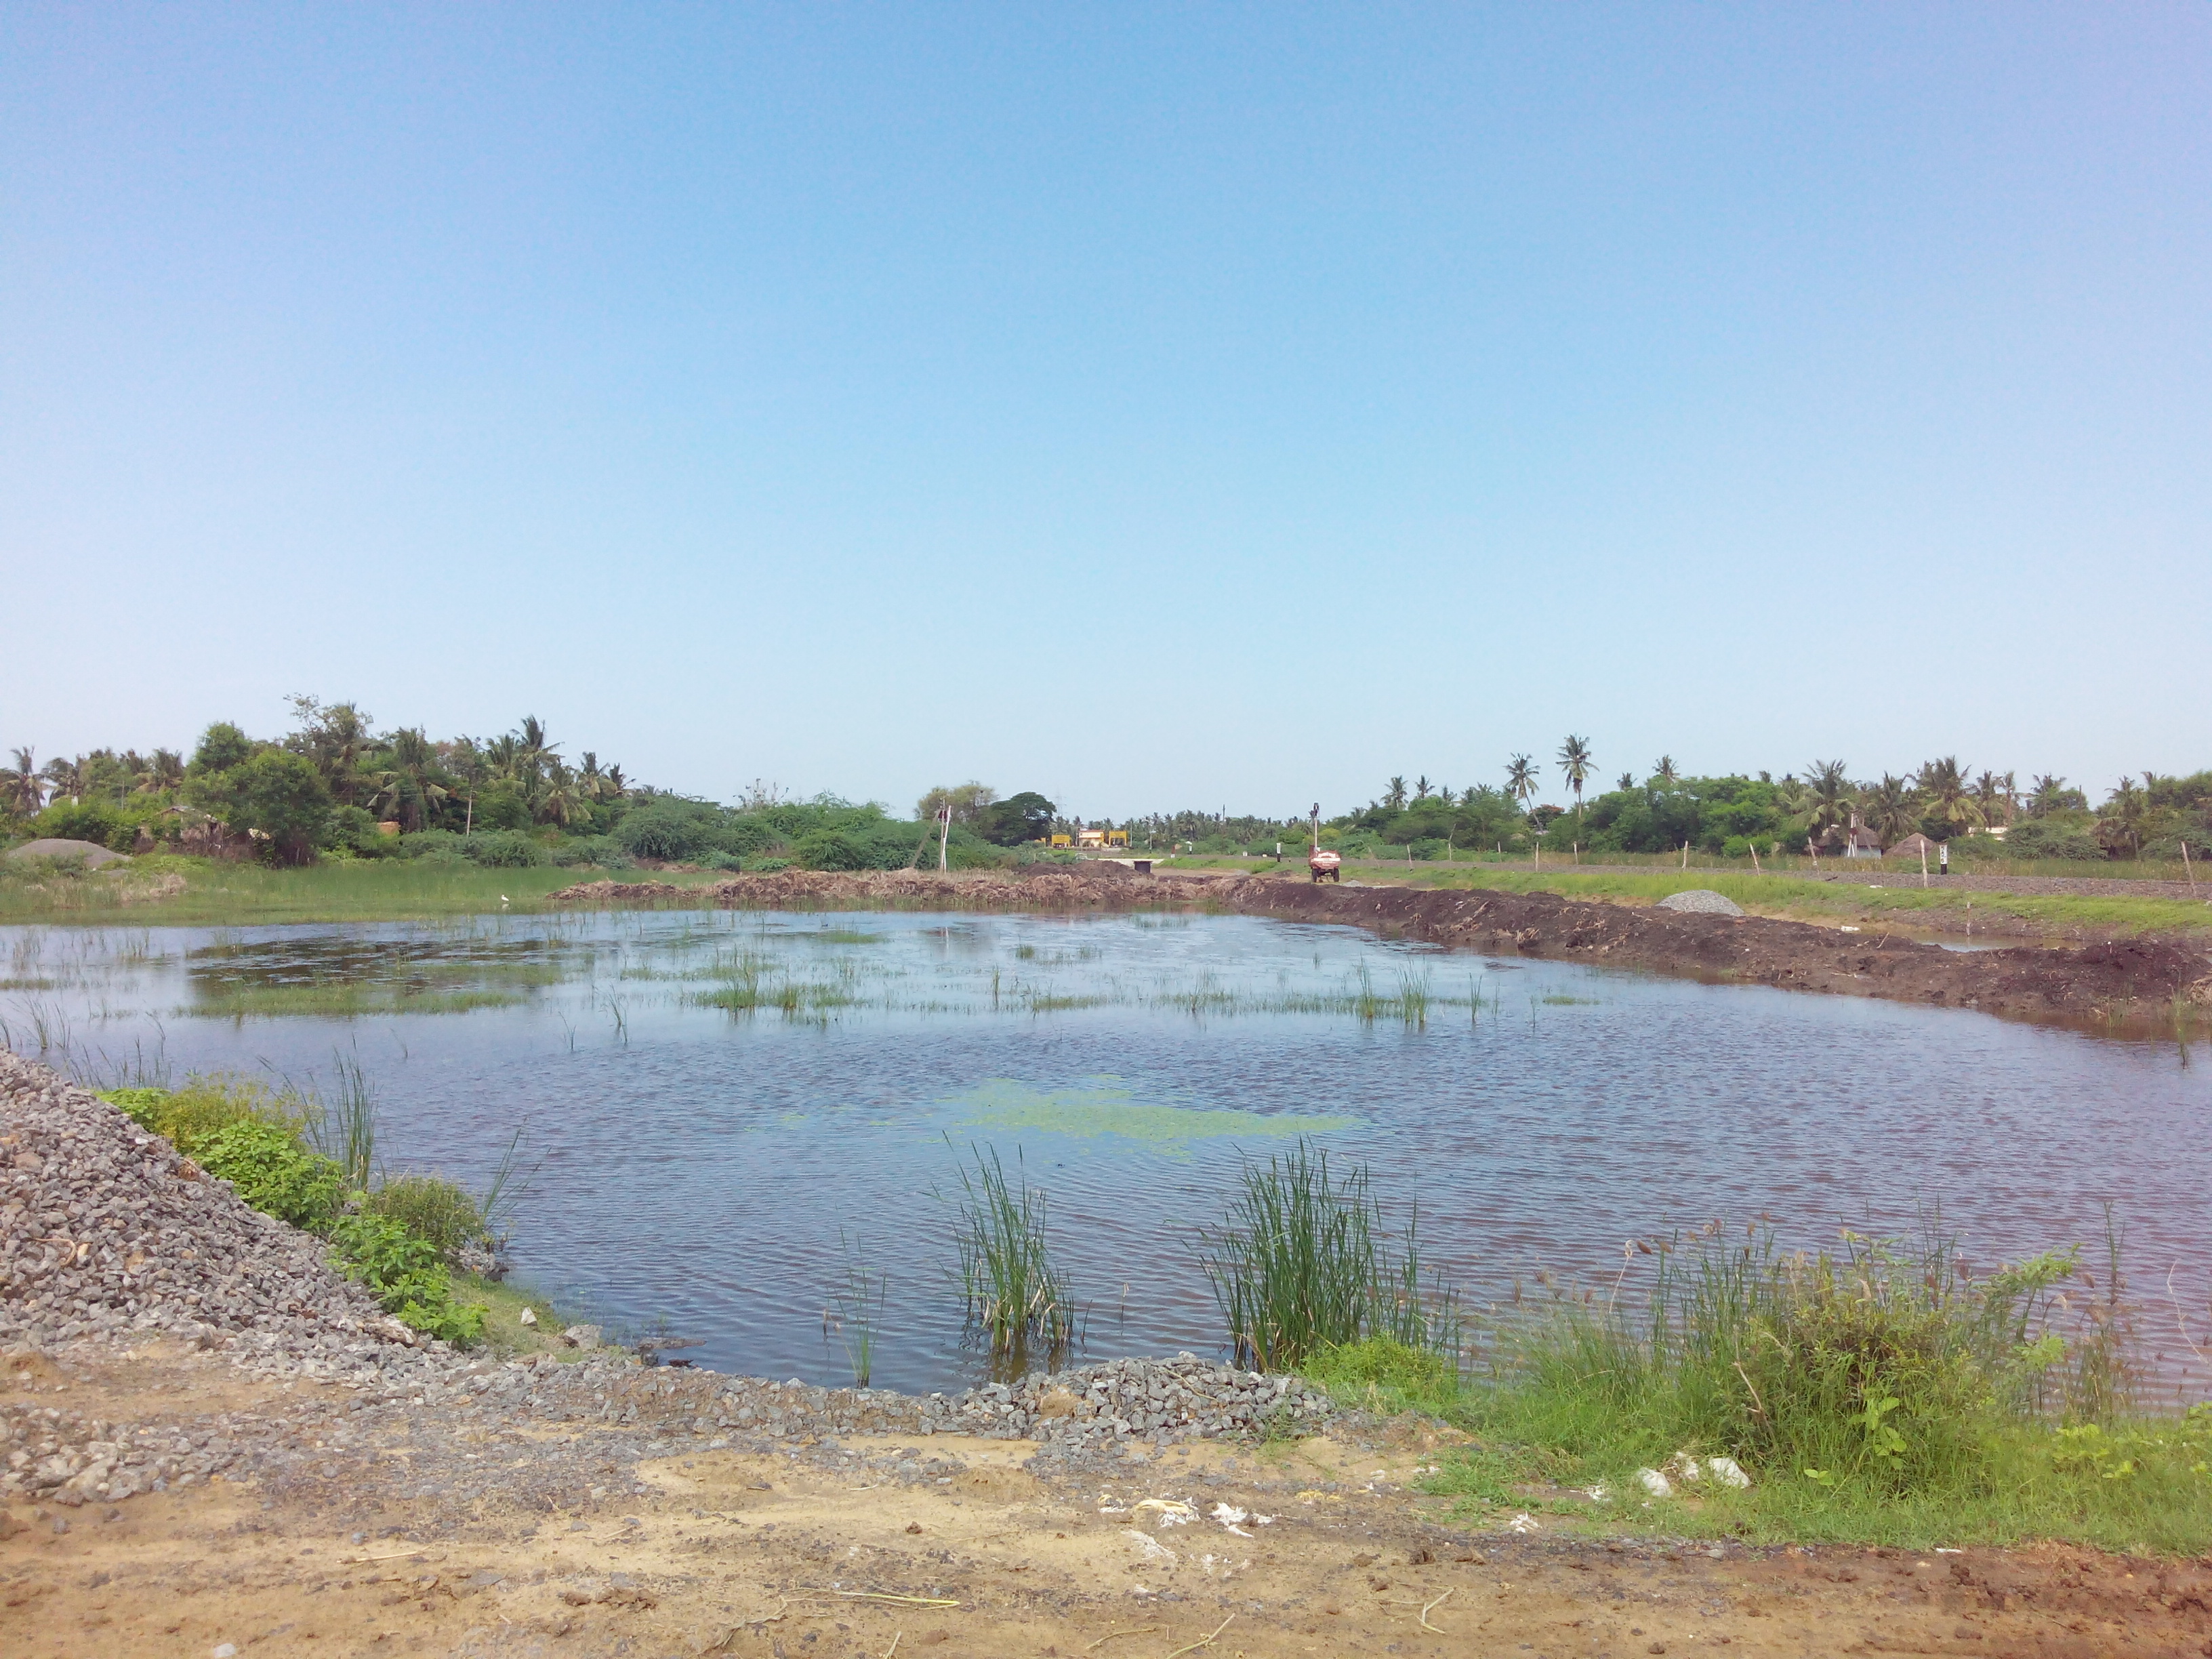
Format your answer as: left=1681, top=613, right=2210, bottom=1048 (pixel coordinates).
left=472, top=783, right=532, bottom=832
left=327, top=1212, right=485, bottom=1345
left=102, top=1074, right=295, bottom=1158
left=30, top=799, right=132, bottom=852
left=466, top=831, right=548, bottom=867
left=197, top=1118, right=347, bottom=1230
left=615, top=800, right=724, bottom=861
left=549, top=835, right=631, bottom=869
left=322, top=804, right=383, bottom=855
left=186, top=750, right=333, bottom=861
left=719, top=817, right=787, bottom=856
left=703, top=851, right=745, bottom=871
left=793, top=829, right=878, bottom=870
left=2005, top=820, right=2104, bottom=861
left=100, top=1078, right=487, bottom=1347
left=366, top=1174, right=486, bottom=1264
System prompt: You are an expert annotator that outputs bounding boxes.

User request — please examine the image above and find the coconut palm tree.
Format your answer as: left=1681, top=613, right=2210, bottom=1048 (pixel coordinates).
left=516, top=716, right=558, bottom=794
left=1652, top=755, right=1678, bottom=785
left=1801, top=760, right=1853, bottom=840
left=2027, top=775, right=2068, bottom=817
left=1504, top=754, right=1537, bottom=810
left=1385, top=776, right=1408, bottom=811
left=1556, top=735, right=1593, bottom=821
left=1413, top=776, right=1432, bottom=801
left=1971, top=770, right=2008, bottom=828
left=1616, top=772, right=1636, bottom=792
left=41, top=755, right=85, bottom=804
left=374, top=728, right=448, bottom=832
left=1915, top=756, right=1983, bottom=838
left=537, top=759, right=586, bottom=827
left=1, top=748, right=44, bottom=815
left=1864, top=775, right=1918, bottom=844
left=135, top=749, right=184, bottom=794
left=2099, top=779, right=2148, bottom=857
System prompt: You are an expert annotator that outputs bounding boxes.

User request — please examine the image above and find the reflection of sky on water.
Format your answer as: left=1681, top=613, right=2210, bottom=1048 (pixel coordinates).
left=5, top=909, right=2207, bottom=1395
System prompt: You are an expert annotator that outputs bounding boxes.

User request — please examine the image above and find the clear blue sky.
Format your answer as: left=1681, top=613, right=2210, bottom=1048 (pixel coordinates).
left=5, top=4, right=2207, bottom=817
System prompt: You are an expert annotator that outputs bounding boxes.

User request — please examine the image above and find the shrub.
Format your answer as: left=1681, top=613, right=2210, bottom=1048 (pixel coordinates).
left=703, top=851, right=745, bottom=871
left=322, top=804, right=382, bottom=854
left=185, top=750, right=333, bottom=861
left=472, top=783, right=532, bottom=832
left=720, top=817, right=786, bottom=856
left=466, top=831, right=548, bottom=867
left=793, top=829, right=876, bottom=870
left=197, top=1117, right=346, bottom=1230
left=550, top=835, right=631, bottom=869
left=102, top=1087, right=173, bottom=1135
left=2005, top=820, right=2104, bottom=861
left=30, top=800, right=131, bottom=851
left=102, top=1073, right=295, bottom=1158
left=615, top=800, right=723, bottom=861
left=366, top=1174, right=486, bottom=1264
left=328, top=1212, right=485, bottom=1345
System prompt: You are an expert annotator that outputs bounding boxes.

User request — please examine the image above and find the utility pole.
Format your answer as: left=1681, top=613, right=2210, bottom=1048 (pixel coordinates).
left=937, top=804, right=951, bottom=872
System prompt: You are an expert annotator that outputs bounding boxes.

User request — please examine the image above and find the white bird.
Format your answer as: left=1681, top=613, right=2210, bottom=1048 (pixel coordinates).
left=499, top=894, right=510, bottom=904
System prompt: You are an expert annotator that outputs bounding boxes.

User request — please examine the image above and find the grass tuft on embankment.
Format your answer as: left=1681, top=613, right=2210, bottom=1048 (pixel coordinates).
left=1301, top=1221, right=2212, bottom=1557
left=101, top=1073, right=499, bottom=1346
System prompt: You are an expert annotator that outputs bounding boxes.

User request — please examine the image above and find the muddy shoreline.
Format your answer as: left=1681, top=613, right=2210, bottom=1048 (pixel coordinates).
left=552, top=868, right=2212, bottom=1031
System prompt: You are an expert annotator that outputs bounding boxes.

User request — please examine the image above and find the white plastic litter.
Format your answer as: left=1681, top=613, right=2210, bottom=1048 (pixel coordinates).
left=1122, top=1529, right=1178, bottom=1563
left=1704, top=1456, right=1751, bottom=1490
left=1135, top=1498, right=1197, bottom=1528
left=1637, top=1467, right=1675, bottom=1498
left=1507, top=1512, right=1540, bottom=1534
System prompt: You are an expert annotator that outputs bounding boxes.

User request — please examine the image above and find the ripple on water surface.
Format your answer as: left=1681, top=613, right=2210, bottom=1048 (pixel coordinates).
left=5, top=908, right=2207, bottom=1394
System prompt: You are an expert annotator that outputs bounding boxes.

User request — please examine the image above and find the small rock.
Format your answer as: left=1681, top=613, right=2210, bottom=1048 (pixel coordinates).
left=561, top=1326, right=602, bottom=1351
left=518, top=1307, right=538, bottom=1328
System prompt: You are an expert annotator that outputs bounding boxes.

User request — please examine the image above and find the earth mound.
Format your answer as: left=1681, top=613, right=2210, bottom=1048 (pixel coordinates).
left=4, top=837, right=129, bottom=867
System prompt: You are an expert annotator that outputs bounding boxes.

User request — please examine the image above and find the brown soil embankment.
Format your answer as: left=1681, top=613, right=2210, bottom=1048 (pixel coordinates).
left=551, top=868, right=2212, bottom=1029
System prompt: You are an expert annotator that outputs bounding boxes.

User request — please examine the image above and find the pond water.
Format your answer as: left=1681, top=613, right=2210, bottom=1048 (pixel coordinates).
left=5, top=909, right=2207, bottom=1396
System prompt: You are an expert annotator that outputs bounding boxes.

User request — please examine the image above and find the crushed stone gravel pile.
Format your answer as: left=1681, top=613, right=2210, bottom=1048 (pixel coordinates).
left=0, top=1050, right=447, bottom=1370
left=2, top=1049, right=1338, bottom=1515
left=928, top=1353, right=1333, bottom=1448
left=1654, top=888, right=1745, bottom=916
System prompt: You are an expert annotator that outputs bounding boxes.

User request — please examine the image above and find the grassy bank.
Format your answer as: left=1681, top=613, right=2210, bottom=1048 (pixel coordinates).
left=1416, top=867, right=2212, bottom=941
left=1163, top=857, right=2212, bottom=942
left=0, top=855, right=720, bottom=926
left=1298, top=1221, right=2212, bottom=1557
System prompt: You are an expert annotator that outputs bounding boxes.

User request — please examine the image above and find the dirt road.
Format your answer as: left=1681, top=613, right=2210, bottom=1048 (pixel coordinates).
left=10, top=1339, right=2210, bottom=1659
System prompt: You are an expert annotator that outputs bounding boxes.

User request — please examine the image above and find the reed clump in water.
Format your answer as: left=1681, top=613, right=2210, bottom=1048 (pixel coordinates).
left=828, top=1229, right=888, bottom=1387
left=947, top=1142, right=1077, bottom=1372
left=1197, top=1139, right=1457, bottom=1372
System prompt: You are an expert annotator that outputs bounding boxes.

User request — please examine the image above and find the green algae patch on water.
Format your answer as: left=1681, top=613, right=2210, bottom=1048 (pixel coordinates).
left=946, top=1076, right=1357, bottom=1154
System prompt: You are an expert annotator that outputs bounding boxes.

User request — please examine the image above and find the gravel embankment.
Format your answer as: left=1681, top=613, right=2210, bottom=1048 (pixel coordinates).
left=3, top=1052, right=1335, bottom=1517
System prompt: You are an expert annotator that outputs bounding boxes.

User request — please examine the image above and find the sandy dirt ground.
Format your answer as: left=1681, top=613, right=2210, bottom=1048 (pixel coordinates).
left=7, top=1344, right=2211, bottom=1659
